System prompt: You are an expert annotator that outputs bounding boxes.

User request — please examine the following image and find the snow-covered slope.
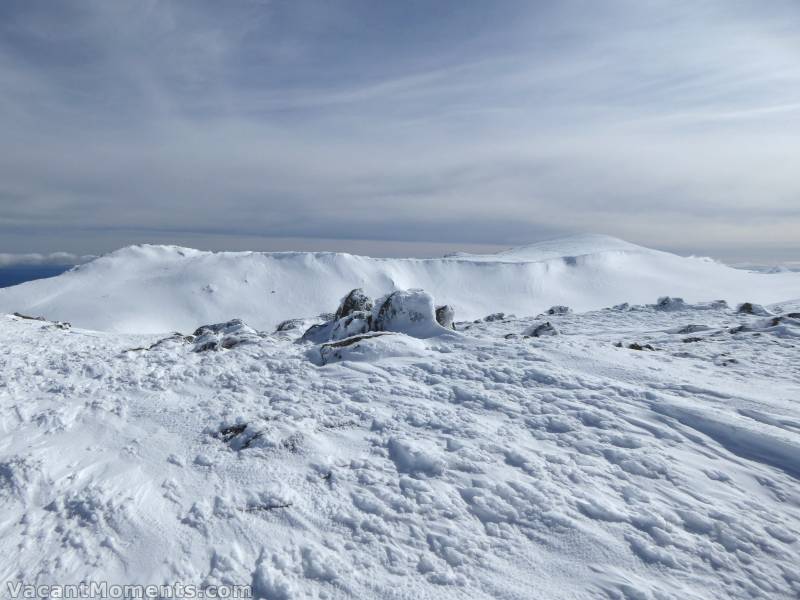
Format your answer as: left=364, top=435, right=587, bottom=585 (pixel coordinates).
left=2, top=301, right=799, bottom=598
left=1, top=235, right=798, bottom=333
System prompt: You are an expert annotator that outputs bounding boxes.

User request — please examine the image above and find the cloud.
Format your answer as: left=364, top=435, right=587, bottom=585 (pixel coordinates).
left=0, top=0, right=799, bottom=261
left=0, top=252, right=93, bottom=268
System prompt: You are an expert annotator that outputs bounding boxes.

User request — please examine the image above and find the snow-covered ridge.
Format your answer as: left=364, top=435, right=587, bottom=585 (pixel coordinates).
left=0, top=235, right=798, bottom=333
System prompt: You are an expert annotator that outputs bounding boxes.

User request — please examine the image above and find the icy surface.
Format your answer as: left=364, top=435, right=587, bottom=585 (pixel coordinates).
left=1, top=236, right=799, bottom=333
left=1, top=297, right=799, bottom=598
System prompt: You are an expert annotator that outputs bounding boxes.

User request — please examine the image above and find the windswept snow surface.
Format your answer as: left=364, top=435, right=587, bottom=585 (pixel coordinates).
left=1, top=235, right=799, bottom=333
left=2, top=297, right=800, bottom=598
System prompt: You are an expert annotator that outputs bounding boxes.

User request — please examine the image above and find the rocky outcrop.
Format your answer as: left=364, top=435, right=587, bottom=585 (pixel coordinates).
left=329, top=311, right=372, bottom=340
left=300, top=288, right=453, bottom=345
left=335, top=288, right=373, bottom=320
left=11, top=312, right=71, bottom=330
left=192, top=319, right=259, bottom=352
left=654, top=297, right=687, bottom=311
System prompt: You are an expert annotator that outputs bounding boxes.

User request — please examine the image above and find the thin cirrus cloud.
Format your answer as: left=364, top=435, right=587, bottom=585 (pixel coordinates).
left=0, top=0, right=798, bottom=262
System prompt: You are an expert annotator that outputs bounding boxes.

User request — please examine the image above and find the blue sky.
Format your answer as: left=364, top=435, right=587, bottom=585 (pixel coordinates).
left=1, top=0, right=799, bottom=262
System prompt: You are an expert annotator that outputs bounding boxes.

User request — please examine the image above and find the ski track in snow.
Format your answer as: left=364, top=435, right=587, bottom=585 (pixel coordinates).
left=1, top=299, right=799, bottom=599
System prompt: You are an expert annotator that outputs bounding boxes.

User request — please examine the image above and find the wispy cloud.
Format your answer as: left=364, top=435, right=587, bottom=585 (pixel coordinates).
left=0, top=252, right=92, bottom=267
left=0, top=0, right=799, bottom=261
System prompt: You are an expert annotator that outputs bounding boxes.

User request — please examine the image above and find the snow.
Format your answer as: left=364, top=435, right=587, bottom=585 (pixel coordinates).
left=1, top=237, right=799, bottom=599
left=1, top=235, right=799, bottom=333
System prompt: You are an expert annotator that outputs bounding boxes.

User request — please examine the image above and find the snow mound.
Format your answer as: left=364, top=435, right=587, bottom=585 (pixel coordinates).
left=2, top=235, right=800, bottom=333
left=314, top=332, right=431, bottom=365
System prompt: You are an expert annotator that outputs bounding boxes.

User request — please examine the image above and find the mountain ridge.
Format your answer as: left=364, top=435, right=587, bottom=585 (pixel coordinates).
left=1, top=235, right=797, bottom=333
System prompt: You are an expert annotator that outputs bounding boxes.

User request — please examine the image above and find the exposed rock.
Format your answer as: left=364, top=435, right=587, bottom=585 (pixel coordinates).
left=671, top=324, right=712, bottom=335
left=628, top=342, right=655, bottom=351
left=323, top=331, right=392, bottom=350
left=483, top=313, right=506, bottom=322
left=301, top=288, right=450, bottom=346
left=524, top=322, right=558, bottom=337
left=12, top=312, right=71, bottom=330
left=329, top=311, right=372, bottom=341
left=435, top=305, right=456, bottom=330
left=275, top=318, right=305, bottom=332
left=546, top=305, right=571, bottom=316
left=12, top=312, right=46, bottom=322
left=335, top=288, right=373, bottom=320
left=654, top=297, right=687, bottom=311
left=192, top=319, right=258, bottom=352
left=318, top=332, right=394, bottom=365
left=736, top=302, right=771, bottom=316
left=211, top=422, right=263, bottom=451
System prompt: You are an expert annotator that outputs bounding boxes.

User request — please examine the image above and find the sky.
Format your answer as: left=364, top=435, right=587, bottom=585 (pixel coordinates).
left=1, top=0, right=799, bottom=264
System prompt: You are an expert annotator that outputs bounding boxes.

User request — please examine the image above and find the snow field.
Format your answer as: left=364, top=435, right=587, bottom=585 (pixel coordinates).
left=1, top=296, right=799, bottom=599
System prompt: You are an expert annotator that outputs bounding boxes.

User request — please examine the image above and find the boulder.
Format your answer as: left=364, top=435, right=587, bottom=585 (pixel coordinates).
left=546, top=305, right=571, bottom=316
left=372, top=289, right=446, bottom=338
left=654, top=297, right=687, bottom=311
left=329, top=311, right=372, bottom=341
left=435, top=305, right=456, bottom=330
left=628, top=342, right=655, bottom=351
left=335, top=288, right=373, bottom=320
left=301, top=288, right=452, bottom=345
left=736, top=302, right=771, bottom=316
left=192, top=319, right=258, bottom=352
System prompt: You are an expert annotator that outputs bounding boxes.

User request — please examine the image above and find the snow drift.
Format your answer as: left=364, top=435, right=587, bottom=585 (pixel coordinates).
left=1, top=234, right=798, bottom=333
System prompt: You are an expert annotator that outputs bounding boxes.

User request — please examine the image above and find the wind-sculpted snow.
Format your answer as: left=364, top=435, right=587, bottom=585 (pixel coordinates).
left=1, top=299, right=799, bottom=598
left=1, top=235, right=800, bottom=333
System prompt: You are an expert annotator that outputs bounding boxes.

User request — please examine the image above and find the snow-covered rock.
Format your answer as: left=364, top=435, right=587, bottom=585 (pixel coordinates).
left=654, top=296, right=688, bottom=311
left=191, top=319, right=259, bottom=352
left=737, top=302, right=772, bottom=316
left=334, top=288, right=373, bottom=320
left=299, top=288, right=453, bottom=346
left=371, top=289, right=450, bottom=338
left=435, top=304, right=456, bottom=329
left=328, top=311, right=372, bottom=342
left=524, top=321, right=559, bottom=337
left=546, top=305, right=571, bottom=316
